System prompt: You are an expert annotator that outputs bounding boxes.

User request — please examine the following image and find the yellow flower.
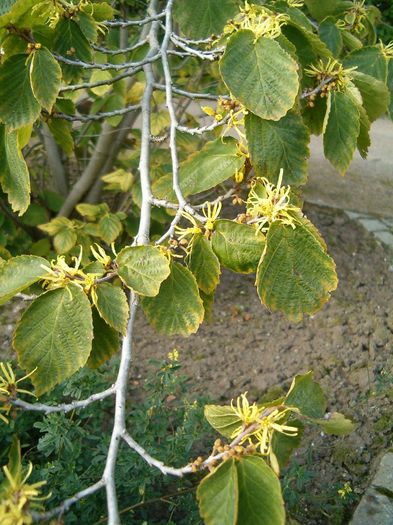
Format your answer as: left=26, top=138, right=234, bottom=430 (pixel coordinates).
left=0, top=363, right=36, bottom=424
left=305, top=58, right=356, bottom=93
left=0, top=462, right=49, bottom=525
left=202, top=201, right=222, bottom=232
left=224, top=3, right=289, bottom=41
left=246, top=169, right=300, bottom=233
left=230, top=393, right=298, bottom=457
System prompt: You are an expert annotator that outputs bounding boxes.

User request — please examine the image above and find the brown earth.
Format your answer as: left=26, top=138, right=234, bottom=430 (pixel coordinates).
left=1, top=204, right=393, bottom=523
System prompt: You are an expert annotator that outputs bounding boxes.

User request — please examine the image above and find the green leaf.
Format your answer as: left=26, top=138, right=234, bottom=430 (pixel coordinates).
left=142, top=262, right=204, bottom=336
left=319, top=19, right=343, bottom=56
left=93, top=282, right=129, bottom=335
left=87, top=308, right=119, bottom=369
left=89, top=70, right=113, bottom=97
left=357, top=104, right=371, bottom=159
left=188, top=235, right=221, bottom=294
left=245, top=111, right=310, bottom=187
left=53, top=19, right=92, bottom=82
left=236, top=456, right=285, bottom=525
left=343, top=46, right=388, bottom=82
left=29, top=48, right=62, bottom=112
left=212, top=220, right=265, bottom=274
left=174, top=0, right=238, bottom=39
left=302, top=96, right=328, bottom=136
left=0, top=124, right=30, bottom=215
left=197, top=458, right=238, bottom=525
left=272, top=419, right=304, bottom=469
left=282, top=24, right=332, bottom=68
left=204, top=405, right=242, bottom=439
left=0, top=255, right=47, bottom=304
left=284, top=371, right=327, bottom=418
left=323, top=90, right=360, bottom=175
left=313, top=412, right=355, bottom=436
left=14, top=284, right=93, bottom=396
left=152, top=138, right=244, bottom=201
left=117, top=245, right=170, bottom=297
left=0, top=54, right=41, bottom=130
left=98, top=213, right=123, bottom=244
left=256, top=221, right=338, bottom=320
left=304, top=0, right=352, bottom=21
left=47, top=118, right=74, bottom=156
left=351, top=71, right=390, bottom=123
left=220, top=30, right=299, bottom=121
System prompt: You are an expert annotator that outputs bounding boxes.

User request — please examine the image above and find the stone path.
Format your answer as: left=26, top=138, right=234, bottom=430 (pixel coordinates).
left=305, top=118, right=393, bottom=250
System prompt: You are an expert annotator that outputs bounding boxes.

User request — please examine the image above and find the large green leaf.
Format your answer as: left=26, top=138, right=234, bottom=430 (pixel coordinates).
left=220, top=30, right=299, bottom=121
left=211, top=220, right=265, bottom=274
left=318, top=19, right=343, bottom=56
left=284, top=372, right=327, bottom=418
left=236, top=456, right=285, bottom=525
left=204, top=405, right=242, bottom=439
left=87, top=308, right=119, bottom=369
left=152, top=138, right=244, bottom=201
left=142, top=262, right=204, bottom=336
left=351, top=71, right=390, bottom=123
left=98, top=213, right=123, bottom=244
left=174, top=0, right=238, bottom=39
left=197, top=459, right=238, bottom=525
left=256, top=221, right=338, bottom=320
left=281, top=23, right=332, bottom=68
left=323, top=90, right=360, bottom=175
left=304, top=0, right=352, bottom=21
left=0, top=0, right=36, bottom=28
left=245, top=111, right=310, bottom=186
left=188, top=235, right=221, bottom=294
left=271, top=419, right=304, bottom=468
left=0, top=124, right=30, bottom=215
left=30, top=47, right=62, bottom=112
left=93, top=282, right=129, bottom=335
left=116, top=245, right=170, bottom=297
left=0, top=255, right=47, bottom=304
left=14, top=284, right=93, bottom=395
left=0, top=54, right=41, bottom=130
left=343, top=46, right=388, bottom=82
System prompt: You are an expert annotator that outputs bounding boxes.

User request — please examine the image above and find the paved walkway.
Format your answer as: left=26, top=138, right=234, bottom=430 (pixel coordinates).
left=305, top=118, right=393, bottom=249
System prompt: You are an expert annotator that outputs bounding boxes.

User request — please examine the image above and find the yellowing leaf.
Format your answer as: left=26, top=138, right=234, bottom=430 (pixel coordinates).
left=152, top=138, right=245, bottom=201
left=93, top=282, right=129, bottom=335
left=188, top=235, right=221, bottom=294
left=220, top=31, right=299, bottom=121
left=0, top=255, right=48, bottom=304
left=117, top=245, right=170, bottom=297
left=256, top=221, right=338, bottom=320
left=212, top=220, right=265, bottom=274
left=30, top=47, right=62, bottom=112
left=0, top=124, right=30, bottom=215
left=14, top=284, right=93, bottom=395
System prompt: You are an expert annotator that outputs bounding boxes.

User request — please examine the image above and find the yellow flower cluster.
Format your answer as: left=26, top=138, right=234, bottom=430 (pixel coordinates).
left=224, top=2, right=289, bottom=41
left=0, top=462, right=48, bottom=525
left=305, top=58, right=357, bottom=94
left=246, top=170, right=300, bottom=234
left=230, top=392, right=298, bottom=457
left=0, top=363, right=35, bottom=424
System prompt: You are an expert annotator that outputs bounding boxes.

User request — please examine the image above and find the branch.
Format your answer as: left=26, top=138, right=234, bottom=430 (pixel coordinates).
left=300, top=77, right=334, bottom=100
left=32, top=480, right=105, bottom=522
left=170, top=34, right=223, bottom=61
left=92, top=39, right=148, bottom=56
left=104, top=12, right=165, bottom=28
left=12, top=386, right=116, bottom=414
left=153, top=82, right=225, bottom=100
left=53, top=103, right=141, bottom=122
left=177, top=114, right=230, bottom=135
left=60, top=68, right=140, bottom=93
left=54, top=51, right=161, bottom=71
